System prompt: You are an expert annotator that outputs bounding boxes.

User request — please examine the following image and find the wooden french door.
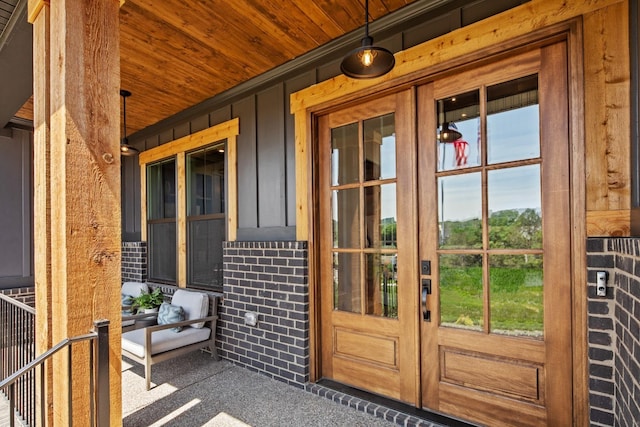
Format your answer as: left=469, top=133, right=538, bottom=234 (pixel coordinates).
left=318, top=90, right=419, bottom=404
left=318, top=41, right=573, bottom=426
left=419, top=42, right=572, bottom=426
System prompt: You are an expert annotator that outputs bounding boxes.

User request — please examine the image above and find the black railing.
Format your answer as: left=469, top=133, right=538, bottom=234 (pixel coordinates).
left=0, top=293, right=35, bottom=426
left=0, top=294, right=111, bottom=427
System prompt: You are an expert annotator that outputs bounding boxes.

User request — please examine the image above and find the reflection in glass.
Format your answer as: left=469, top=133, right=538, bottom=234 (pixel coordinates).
left=365, top=184, right=397, bottom=249
left=364, top=113, right=396, bottom=181
left=438, top=173, right=482, bottom=249
left=365, top=253, right=398, bottom=318
left=188, top=219, right=225, bottom=288
left=148, top=222, right=176, bottom=282
left=487, top=75, right=540, bottom=164
left=187, top=144, right=225, bottom=216
left=332, top=123, right=359, bottom=186
left=147, top=160, right=176, bottom=220
left=439, top=254, right=483, bottom=331
left=488, top=165, right=542, bottom=249
left=437, top=90, right=481, bottom=171
left=490, top=255, right=543, bottom=339
left=334, top=252, right=361, bottom=313
left=332, top=188, right=360, bottom=249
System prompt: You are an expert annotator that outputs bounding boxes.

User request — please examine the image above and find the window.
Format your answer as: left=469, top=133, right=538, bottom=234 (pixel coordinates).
left=140, top=119, right=240, bottom=291
left=147, top=159, right=177, bottom=282
left=187, top=144, right=225, bottom=288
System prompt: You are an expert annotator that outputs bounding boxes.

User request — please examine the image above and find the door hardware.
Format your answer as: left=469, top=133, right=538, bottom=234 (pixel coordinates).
left=422, top=279, right=431, bottom=321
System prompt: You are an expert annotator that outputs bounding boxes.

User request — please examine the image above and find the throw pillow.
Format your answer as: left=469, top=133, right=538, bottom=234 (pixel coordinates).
left=171, top=290, right=209, bottom=329
left=121, top=294, right=134, bottom=314
left=157, top=302, right=185, bottom=333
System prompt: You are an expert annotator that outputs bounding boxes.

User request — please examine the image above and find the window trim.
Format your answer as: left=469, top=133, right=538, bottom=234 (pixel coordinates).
left=139, top=118, right=239, bottom=287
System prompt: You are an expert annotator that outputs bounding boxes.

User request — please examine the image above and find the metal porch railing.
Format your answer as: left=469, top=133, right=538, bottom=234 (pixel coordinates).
left=1, top=293, right=111, bottom=427
left=0, top=293, right=35, bottom=426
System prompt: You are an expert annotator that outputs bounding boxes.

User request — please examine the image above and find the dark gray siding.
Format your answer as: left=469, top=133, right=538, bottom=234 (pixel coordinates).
left=120, top=0, right=529, bottom=242
left=234, top=96, right=258, bottom=230
left=0, top=128, right=32, bottom=288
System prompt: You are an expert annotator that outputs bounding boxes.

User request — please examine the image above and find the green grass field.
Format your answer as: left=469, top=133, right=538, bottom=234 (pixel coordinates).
left=440, top=266, right=543, bottom=336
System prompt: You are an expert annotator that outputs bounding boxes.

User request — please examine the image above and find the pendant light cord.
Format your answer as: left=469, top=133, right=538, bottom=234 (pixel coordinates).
left=364, top=0, right=369, bottom=38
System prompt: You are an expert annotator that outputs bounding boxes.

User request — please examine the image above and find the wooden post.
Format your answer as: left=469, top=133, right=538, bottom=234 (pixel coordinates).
left=30, top=1, right=53, bottom=424
left=29, top=0, right=123, bottom=425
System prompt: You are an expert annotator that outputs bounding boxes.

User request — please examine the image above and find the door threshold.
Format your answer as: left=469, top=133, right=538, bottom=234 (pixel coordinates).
left=309, top=379, right=482, bottom=427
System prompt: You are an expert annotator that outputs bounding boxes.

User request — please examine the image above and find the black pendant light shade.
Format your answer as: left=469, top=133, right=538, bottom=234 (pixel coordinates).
left=340, top=0, right=395, bottom=79
left=437, top=122, right=462, bottom=143
left=120, top=89, right=139, bottom=156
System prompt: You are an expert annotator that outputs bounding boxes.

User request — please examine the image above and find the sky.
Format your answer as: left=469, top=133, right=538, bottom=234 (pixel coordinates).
left=332, top=105, right=542, bottom=224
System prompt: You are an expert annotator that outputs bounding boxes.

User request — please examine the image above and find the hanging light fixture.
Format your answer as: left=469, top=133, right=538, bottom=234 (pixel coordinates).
left=437, top=122, right=462, bottom=143
left=340, top=0, right=395, bottom=79
left=120, top=89, right=139, bottom=156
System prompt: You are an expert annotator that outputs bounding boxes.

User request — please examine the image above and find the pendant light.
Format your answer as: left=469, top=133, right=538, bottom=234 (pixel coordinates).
left=340, top=0, right=395, bottom=79
left=120, top=89, right=139, bottom=156
left=437, top=122, right=462, bottom=143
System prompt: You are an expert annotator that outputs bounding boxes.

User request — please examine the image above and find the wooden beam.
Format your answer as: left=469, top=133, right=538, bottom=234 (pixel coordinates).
left=584, top=1, right=631, bottom=212
left=46, top=0, right=122, bottom=424
left=27, top=0, right=48, bottom=24
left=587, top=209, right=631, bottom=236
left=32, top=3, right=52, bottom=425
left=290, top=0, right=624, bottom=114
left=227, top=135, right=238, bottom=242
left=177, top=152, right=186, bottom=287
left=139, top=118, right=239, bottom=165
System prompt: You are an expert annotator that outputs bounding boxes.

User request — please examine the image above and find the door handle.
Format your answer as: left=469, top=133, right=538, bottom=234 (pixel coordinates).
left=422, top=279, right=431, bottom=321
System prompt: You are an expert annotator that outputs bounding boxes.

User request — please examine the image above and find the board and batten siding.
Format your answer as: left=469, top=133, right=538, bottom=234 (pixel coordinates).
left=120, top=0, right=529, bottom=242
left=0, top=128, right=33, bottom=288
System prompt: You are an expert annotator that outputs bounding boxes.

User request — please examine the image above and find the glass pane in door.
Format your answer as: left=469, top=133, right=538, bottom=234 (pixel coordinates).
left=332, top=189, right=360, bottom=249
left=437, top=173, right=482, bottom=249
left=332, top=123, right=359, bottom=186
left=333, top=252, right=361, bottom=313
left=364, top=113, right=396, bottom=181
left=366, top=253, right=397, bottom=318
left=488, top=165, right=542, bottom=249
left=439, top=253, right=483, bottom=331
left=437, top=90, right=480, bottom=171
left=489, top=254, right=543, bottom=338
left=487, top=75, right=539, bottom=164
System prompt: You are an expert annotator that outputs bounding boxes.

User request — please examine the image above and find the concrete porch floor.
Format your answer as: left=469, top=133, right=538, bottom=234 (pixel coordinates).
left=121, top=352, right=453, bottom=427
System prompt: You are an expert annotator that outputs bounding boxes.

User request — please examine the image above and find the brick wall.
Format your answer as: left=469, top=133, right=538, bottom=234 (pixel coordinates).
left=218, top=241, right=309, bottom=387
left=0, top=286, right=35, bottom=307
left=122, top=241, right=147, bottom=283
left=587, top=238, right=640, bottom=427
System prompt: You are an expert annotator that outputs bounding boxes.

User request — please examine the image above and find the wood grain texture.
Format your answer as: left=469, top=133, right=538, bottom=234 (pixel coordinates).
left=227, top=135, right=238, bottom=242
left=290, top=0, right=623, bottom=114
left=32, top=5, right=53, bottom=425
left=177, top=152, right=186, bottom=287
left=584, top=1, right=631, bottom=213
left=116, top=0, right=417, bottom=134
left=46, top=0, right=122, bottom=424
left=587, top=209, right=631, bottom=236
left=139, top=118, right=239, bottom=165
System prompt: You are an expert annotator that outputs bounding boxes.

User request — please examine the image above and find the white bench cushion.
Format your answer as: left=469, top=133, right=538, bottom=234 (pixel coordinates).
left=171, top=289, right=208, bottom=329
left=121, top=282, right=148, bottom=297
left=122, top=326, right=211, bottom=358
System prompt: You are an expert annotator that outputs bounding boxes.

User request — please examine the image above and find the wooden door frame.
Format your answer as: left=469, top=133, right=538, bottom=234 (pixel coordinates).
left=291, top=18, right=586, bottom=423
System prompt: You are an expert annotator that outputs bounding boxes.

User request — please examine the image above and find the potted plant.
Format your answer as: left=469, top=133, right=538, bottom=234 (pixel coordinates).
left=132, top=288, right=164, bottom=313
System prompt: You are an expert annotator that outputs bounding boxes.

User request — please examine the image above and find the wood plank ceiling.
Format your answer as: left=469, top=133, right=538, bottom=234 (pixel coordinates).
left=15, top=0, right=419, bottom=132
left=115, top=0, right=417, bottom=135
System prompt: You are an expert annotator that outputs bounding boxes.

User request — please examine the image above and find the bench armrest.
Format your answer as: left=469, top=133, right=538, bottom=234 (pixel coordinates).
left=144, top=315, right=218, bottom=334
left=122, top=312, right=158, bottom=322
